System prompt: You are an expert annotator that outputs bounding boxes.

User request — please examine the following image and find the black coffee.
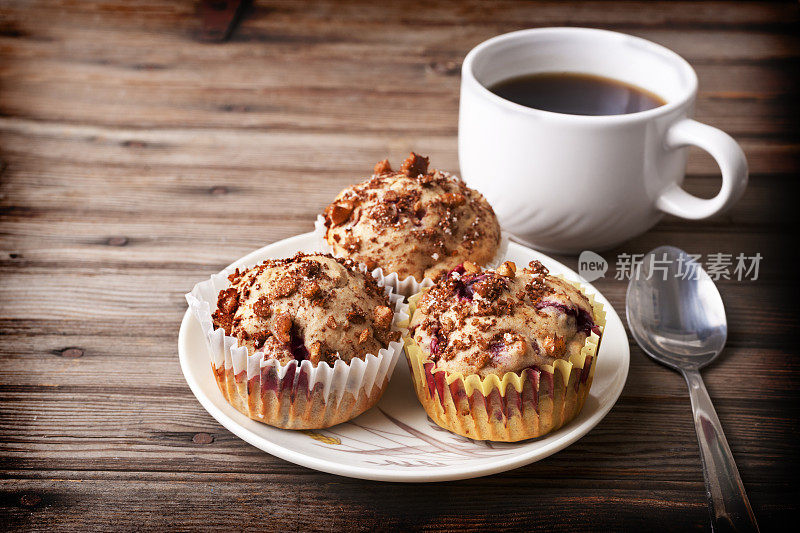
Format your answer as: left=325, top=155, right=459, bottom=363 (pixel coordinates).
left=488, top=72, right=666, bottom=116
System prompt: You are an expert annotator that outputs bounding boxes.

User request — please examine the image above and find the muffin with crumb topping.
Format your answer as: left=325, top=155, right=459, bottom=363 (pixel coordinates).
left=404, top=259, right=604, bottom=441
left=189, top=252, right=405, bottom=429
left=322, top=153, right=501, bottom=282
left=213, top=253, right=398, bottom=367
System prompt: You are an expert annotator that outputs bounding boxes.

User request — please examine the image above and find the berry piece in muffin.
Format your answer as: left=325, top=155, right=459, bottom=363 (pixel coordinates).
left=211, top=253, right=400, bottom=367
left=409, top=260, right=600, bottom=378
left=322, top=153, right=501, bottom=282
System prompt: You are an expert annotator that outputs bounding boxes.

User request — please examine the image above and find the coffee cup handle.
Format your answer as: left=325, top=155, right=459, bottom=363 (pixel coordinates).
left=656, top=119, right=748, bottom=220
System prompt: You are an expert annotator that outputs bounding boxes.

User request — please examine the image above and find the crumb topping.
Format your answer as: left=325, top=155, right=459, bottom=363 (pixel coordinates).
left=323, top=153, right=501, bottom=281
left=211, top=253, right=400, bottom=367
left=408, top=260, right=599, bottom=378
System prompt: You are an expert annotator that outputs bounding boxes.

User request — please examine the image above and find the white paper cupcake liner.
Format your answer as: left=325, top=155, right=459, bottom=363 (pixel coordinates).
left=313, top=215, right=511, bottom=297
left=186, top=259, right=408, bottom=429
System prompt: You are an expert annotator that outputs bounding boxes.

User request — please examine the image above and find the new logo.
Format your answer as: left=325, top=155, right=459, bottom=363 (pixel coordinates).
left=578, top=251, right=608, bottom=282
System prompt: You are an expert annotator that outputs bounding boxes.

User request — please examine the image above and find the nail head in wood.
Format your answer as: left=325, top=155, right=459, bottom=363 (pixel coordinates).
left=61, top=348, right=84, bottom=358
left=192, top=433, right=214, bottom=444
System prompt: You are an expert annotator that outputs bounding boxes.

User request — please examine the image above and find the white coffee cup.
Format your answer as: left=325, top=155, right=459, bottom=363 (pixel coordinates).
left=459, top=27, right=748, bottom=253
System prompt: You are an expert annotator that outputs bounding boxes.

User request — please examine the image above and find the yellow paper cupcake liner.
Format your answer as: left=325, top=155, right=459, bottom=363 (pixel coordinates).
left=402, top=276, right=606, bottom=442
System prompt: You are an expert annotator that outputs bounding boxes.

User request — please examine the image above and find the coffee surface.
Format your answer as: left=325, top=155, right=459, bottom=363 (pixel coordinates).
left=488, top=72, right=666, bottom=116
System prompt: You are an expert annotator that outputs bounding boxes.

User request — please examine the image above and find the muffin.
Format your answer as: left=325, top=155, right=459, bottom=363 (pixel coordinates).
left=322, top=153, right=501, bottom=282
left=187, top=253, right=406, bottom=430
left=404, top=260, right=604, bottom=441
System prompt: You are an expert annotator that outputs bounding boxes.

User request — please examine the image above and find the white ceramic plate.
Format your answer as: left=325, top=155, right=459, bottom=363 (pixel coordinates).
left=178, top=232, right=629, bottom=482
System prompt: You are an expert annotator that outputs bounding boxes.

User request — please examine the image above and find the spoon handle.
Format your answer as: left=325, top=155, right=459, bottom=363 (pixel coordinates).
left=682, top=369, right=759, bottom=532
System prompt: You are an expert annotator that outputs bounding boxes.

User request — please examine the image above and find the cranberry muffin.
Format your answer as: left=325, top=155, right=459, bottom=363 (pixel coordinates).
left=322, top=153, right=501, bottom=282
left=404, top=260, right=604, bottom=441
left=190, top=253, right=405, bottom=429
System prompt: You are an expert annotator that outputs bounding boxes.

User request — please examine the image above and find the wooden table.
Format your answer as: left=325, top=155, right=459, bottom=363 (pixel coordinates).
left=2, top=1, right=798, bottom=530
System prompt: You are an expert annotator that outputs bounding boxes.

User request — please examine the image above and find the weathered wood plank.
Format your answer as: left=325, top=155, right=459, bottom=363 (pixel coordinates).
left=0, top=172, right=794, bottom=240
left=0, top=261, right=794, bottom=324
left=0, top=333, right=796, bottom=399
left=0, top=393, right=792, bottom=481
left=0, top=477, right=712, bottom=532
left=2, top=120, right=797, bottom=183
left=3, top=1, right=800, bottom=31
left=0, top=62, right=796, bottom=137
left=0, top=469, right=794, bottom=531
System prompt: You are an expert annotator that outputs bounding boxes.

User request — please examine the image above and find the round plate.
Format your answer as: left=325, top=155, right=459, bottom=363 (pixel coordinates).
left=178, top=233, right=629, bottom=482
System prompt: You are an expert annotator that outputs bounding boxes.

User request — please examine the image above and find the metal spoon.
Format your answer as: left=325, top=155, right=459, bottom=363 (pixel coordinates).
left=626, top=245, right=758, bottom=532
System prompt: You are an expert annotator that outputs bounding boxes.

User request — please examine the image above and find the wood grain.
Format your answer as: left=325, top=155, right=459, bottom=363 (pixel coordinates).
left=1, top=1, right=799, bottom=531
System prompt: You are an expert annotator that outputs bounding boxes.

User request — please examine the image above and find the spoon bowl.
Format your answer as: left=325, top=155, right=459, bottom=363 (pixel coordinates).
left=626, top=245, right=727, bottom=371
